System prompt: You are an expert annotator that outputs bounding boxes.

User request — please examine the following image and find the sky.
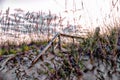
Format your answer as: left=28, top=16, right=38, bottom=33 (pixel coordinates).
left=0, top=0, right=120, bottom=29
left=0, top=0, right=65, bottom=12
left=0, top=0, right=111, bottom=13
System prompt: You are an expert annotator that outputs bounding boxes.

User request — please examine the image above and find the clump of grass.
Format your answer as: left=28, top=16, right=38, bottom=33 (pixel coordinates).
left=21, top=44, right=30, bottom=52
left=9, top=49, right=17, bottom=54
left=40, top=40, right=48, bottom=46
left=44, top=43, right=84, bottom=80
left=0, top=49, right=5, bottom=55
left=0, top=39, right=49, bottom=56
left=43, top=24, right=120, bottom=80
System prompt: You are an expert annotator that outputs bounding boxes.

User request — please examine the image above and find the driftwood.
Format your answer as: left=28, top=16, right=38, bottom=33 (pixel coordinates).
left=0, top=32, right=84, bottom=69
left=29, top=33, right=84, bottom=68
left=60, top=33, right=84, bottom=39
left=29, top=33, right=60, bottom=68
left=0, top=54, right=16, bottom=71
left=0, top=52, right=29, bottom=71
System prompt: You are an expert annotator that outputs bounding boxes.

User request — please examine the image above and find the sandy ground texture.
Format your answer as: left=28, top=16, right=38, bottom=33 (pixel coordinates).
left=0, top=49, right=120, bottom=80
